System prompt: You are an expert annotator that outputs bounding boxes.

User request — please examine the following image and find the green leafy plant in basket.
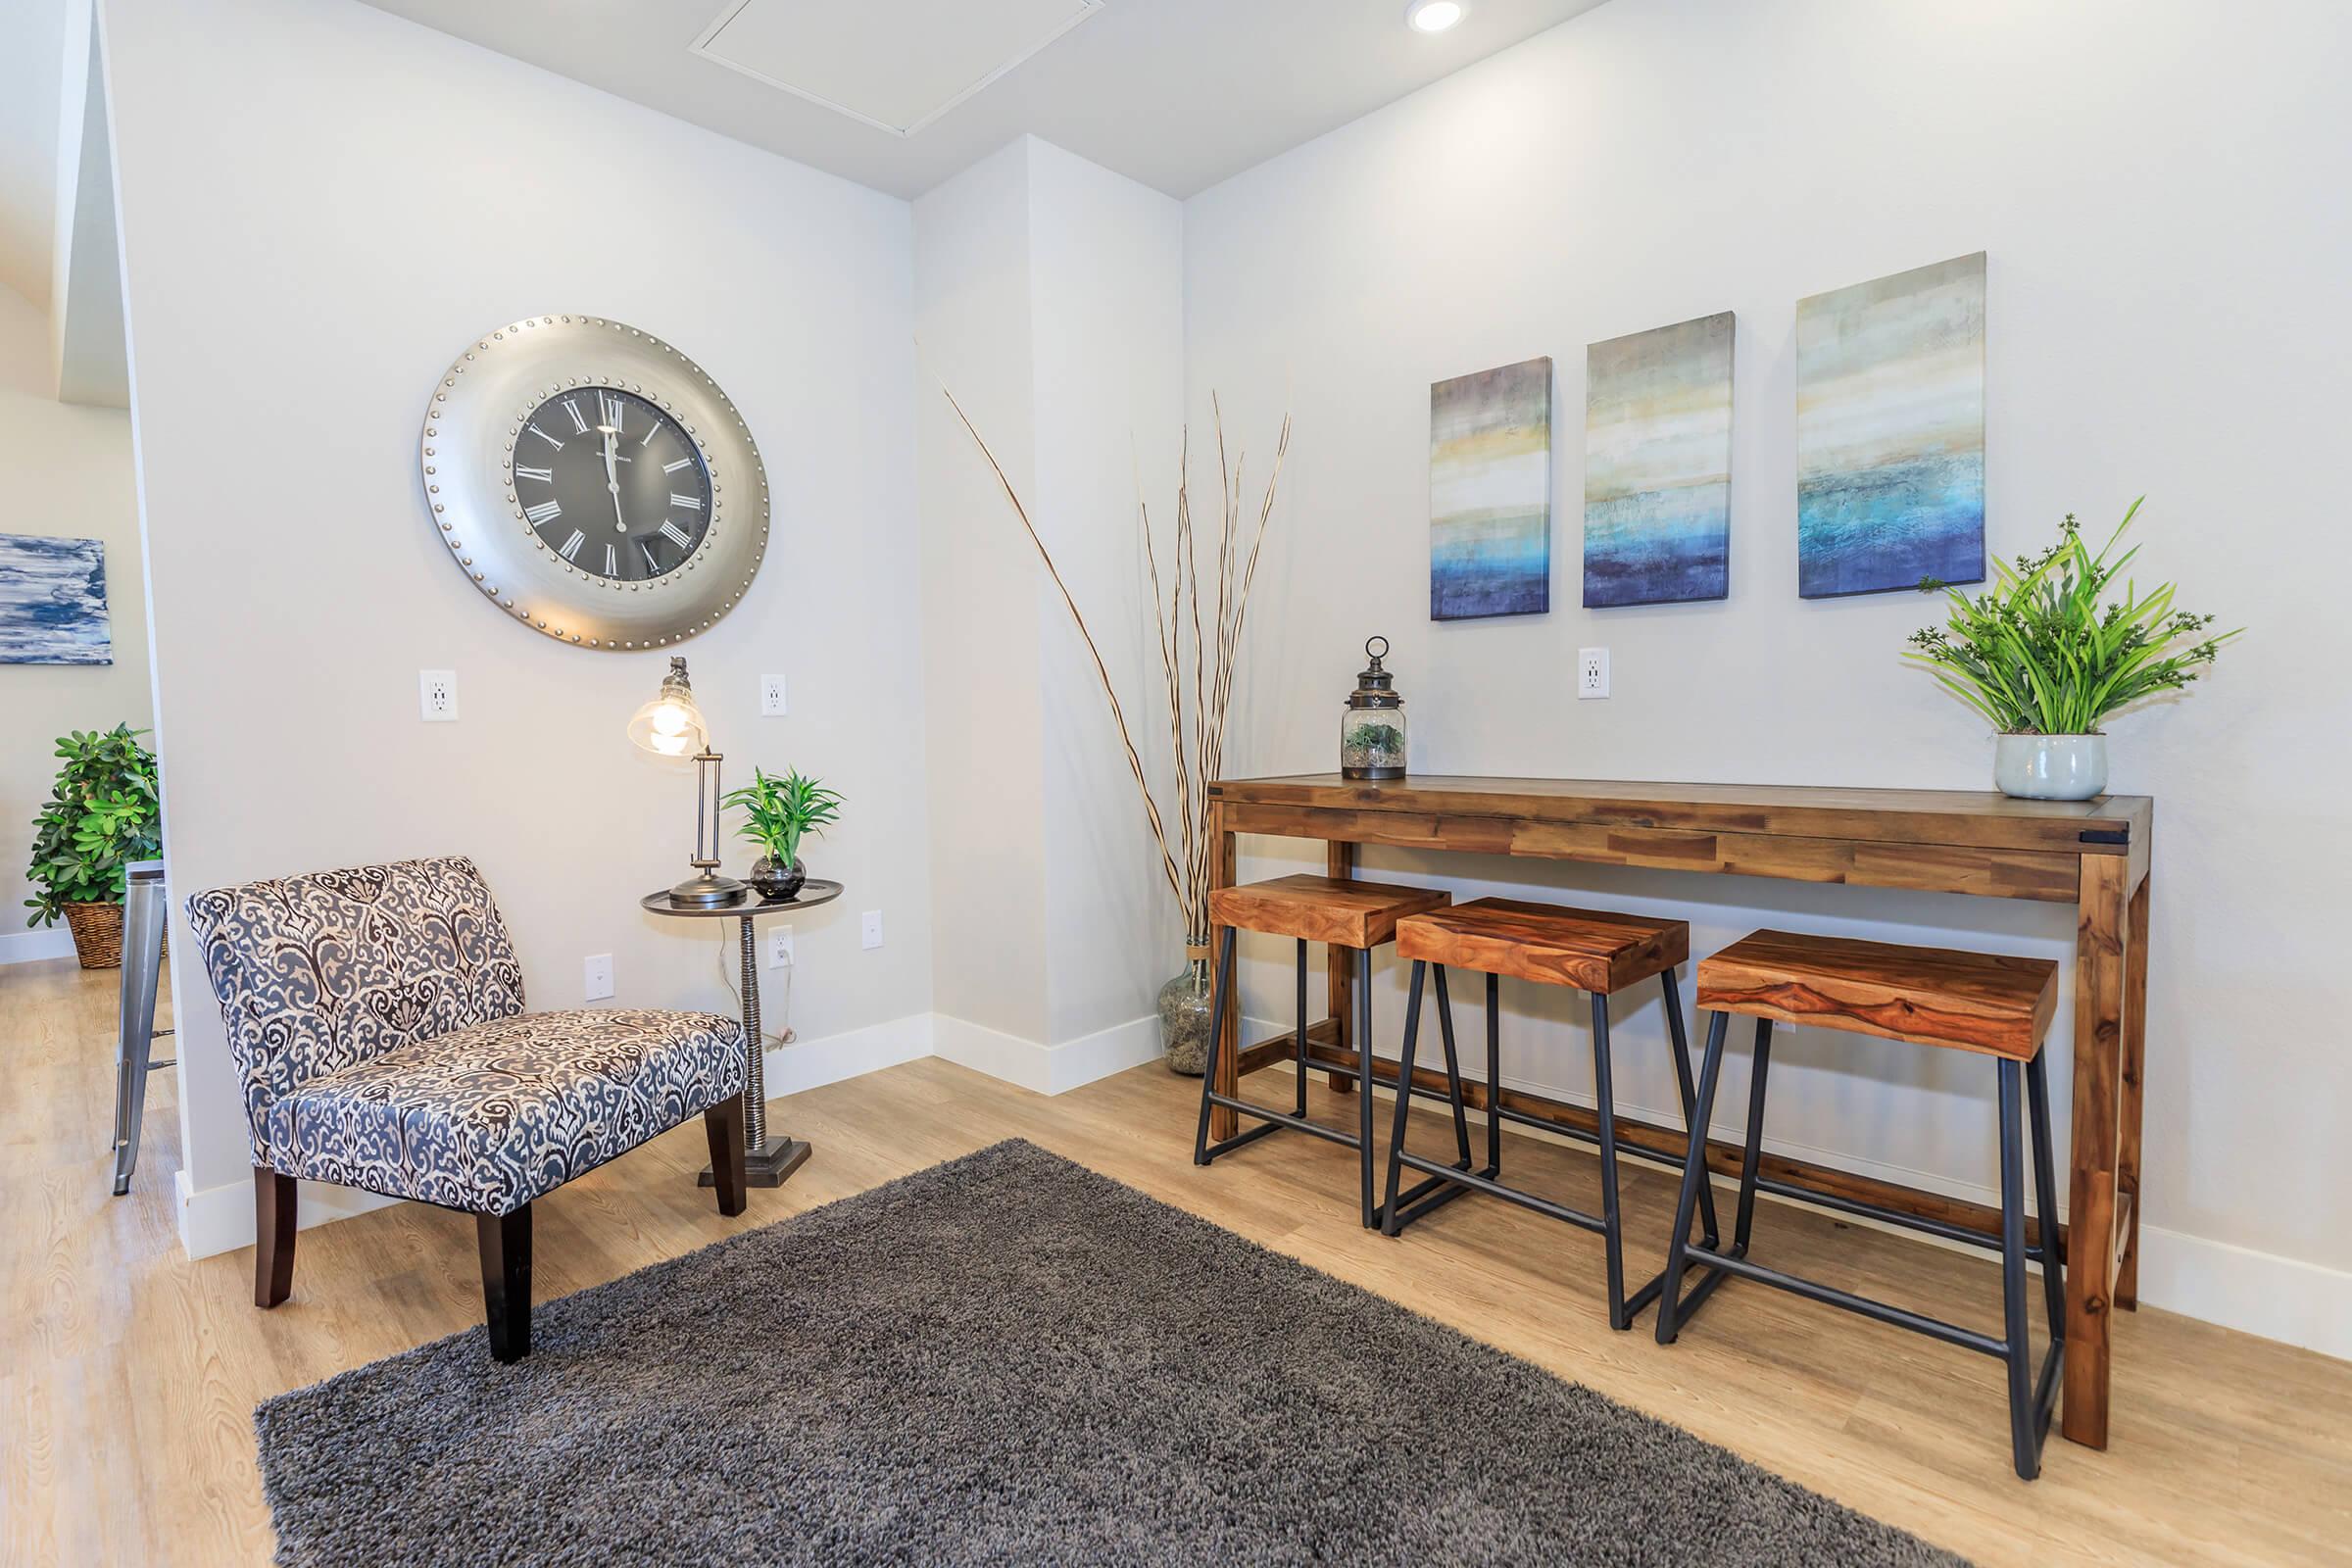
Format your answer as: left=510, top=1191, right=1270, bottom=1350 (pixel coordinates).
left=25, top=723, right=162, bottom=928
left=1906, top=499, right=2240, bottom=799
left=721, top=767, right=843, bottom=901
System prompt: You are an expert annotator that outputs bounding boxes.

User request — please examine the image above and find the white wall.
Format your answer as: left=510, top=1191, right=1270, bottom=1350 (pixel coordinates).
left=915, top=140, right=1052, bottom=1046
left=100, top=0, right=934, bottom=1240
left=917, top=136, right=1185, bottom=1081
left=1185, top=0, right=2352, bottom=1348
left=0, top=277, right=147, bottom=957
left=1028, top=139, right=1186, bottom=1045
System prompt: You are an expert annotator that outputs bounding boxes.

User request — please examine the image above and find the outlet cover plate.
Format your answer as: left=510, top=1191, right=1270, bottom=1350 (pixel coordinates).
left=760, top=673, right=788, bottom=716
left=767, top=925, right=795, bottom=968
left=583, top=953, right=614, bottom=1001
left=860, top=910, right=883, bottom=950
left=419, top=668, right=459, bottom=721
left=1577, top=648, right=1609, bottom=700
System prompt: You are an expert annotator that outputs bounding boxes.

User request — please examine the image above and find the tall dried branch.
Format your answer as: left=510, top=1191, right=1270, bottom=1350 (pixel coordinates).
left=946, top=381, right=1289, bottom=944
left=943, top=386, right=1185, bottom=909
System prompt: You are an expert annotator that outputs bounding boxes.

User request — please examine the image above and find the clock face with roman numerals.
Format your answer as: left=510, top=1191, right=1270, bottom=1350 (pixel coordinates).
left=419, top=315, right=769, bottom=652
left=514, top=387, right=713, bottom=582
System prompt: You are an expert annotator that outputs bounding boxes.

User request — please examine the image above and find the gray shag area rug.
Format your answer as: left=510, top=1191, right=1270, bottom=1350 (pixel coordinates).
left=256, top=1139, right=1966, bottom=1567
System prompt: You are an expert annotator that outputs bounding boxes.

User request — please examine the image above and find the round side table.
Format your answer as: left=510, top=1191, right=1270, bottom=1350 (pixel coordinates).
left=641, top=879, right=843, bottom=1188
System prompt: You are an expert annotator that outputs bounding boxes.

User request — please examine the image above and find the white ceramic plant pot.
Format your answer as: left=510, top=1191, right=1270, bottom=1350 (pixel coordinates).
left=1994, top=733, right=2108, bottom=801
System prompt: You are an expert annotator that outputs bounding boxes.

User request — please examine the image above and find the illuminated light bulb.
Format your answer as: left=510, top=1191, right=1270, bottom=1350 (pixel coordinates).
left=1405, top=0, right=1464, bottom=32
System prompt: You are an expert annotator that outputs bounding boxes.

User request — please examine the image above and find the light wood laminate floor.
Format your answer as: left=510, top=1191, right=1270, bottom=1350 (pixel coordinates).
left=5, top=958, right=2347, bottom=1565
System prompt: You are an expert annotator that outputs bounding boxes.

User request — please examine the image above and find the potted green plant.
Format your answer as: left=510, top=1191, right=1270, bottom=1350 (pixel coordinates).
left=24, top=724, right=163, bottom=968
left=722, top=767, right=843, bottom=902
left=1907, top=499, right=2238, bottom=800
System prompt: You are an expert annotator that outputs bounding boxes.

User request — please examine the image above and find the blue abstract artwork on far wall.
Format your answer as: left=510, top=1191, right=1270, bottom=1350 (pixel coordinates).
left=1430, top=357, right=1552, bottom=620
left=1584, top=312, right=1735, bottom=608
left=0, top=534, right=115, bottom=665
left=1795, top=252, right=1986, bottom=598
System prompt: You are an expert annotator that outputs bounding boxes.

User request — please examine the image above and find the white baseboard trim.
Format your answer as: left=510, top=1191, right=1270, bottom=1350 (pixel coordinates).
left=176, top=1164, right=400, bottom=1261
left=761, top=1010, right=935, bottom=1097
left=0, top=926, right=75, bottom=965
left=933, top=1010, right=1167, bottom=1097
left=2134, top=1224, right=2352, bottom=1363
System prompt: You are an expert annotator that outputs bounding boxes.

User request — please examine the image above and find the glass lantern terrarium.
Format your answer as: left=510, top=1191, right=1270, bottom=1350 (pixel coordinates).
left=1341, top=636, right=1406, bottom=780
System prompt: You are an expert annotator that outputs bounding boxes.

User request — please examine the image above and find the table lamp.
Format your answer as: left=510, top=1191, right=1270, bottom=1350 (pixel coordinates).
left=629, top=657, right=745, bottom=908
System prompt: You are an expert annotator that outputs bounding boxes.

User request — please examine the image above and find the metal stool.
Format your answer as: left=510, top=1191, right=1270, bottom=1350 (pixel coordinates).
left=1655, top=929, right=2067, bottom=1480
left=1380, top=898, right=1717, bottom=1330
left=112, top=858, right=173, bottom=1196
left=1193, top=873, right=1468, bottom=1229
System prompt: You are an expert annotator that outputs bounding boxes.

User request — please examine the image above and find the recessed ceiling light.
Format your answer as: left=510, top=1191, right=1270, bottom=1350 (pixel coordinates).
left=1405, top=0, right=1466, bottom=33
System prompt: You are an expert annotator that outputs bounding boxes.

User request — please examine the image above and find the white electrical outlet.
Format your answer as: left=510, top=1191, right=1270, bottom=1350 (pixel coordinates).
left=419, top=668, right=459, bottom=721
left=1577, top=648, right=1610, bottom=700
left=583, top=954, right=613, bottom=1001
left=760, top=673, right=788, bottom=716
left=767, top=925, right=795, bottom=969
left=860, top=909, right=883, bottom=950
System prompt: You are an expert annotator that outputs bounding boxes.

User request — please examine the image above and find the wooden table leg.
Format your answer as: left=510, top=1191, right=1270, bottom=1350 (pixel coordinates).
left=2064, top=854, right=2129, bottom=1448
left=1208, top=802, right=1240, bottom=1143
left=1326, top=841, right=1356, bottom=1093
left=2115, top=871, right=2150, bottom=1308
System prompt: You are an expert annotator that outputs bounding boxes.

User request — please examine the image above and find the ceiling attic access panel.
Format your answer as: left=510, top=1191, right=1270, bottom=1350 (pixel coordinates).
left=691, top=0, right=1103, bottom=136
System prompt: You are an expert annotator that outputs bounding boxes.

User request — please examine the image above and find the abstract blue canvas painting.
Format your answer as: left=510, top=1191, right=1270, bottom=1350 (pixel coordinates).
left=0, top=534, right=114, bottom=665
left=1430, top=357, right=1551, bottom=620
left=1583, top=312, right=1734, bottom=608
left=1795, top=252, right=1985, bottom=598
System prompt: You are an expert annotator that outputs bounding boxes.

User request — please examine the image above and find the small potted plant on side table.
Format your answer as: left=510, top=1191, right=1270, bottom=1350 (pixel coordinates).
left=24, top=724, right=163, bottom=968
left=1907, top=499, right=2239, bottom=799
left=723, top=767, right=844, bottom=902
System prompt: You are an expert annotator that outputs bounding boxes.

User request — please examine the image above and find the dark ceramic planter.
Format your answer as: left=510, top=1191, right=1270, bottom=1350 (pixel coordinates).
left=748, top=857, right=808, bottom=903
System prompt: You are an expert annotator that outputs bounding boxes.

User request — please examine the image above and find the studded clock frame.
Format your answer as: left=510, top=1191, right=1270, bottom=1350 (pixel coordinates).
left=418, top=316, right=770, bottom=650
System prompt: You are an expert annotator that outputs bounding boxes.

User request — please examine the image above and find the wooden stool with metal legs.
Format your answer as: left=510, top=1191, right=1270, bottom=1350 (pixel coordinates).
left=1193, top=874, right=1467, bottom=1229
left=1655, top=929, right=2067, bottom=1480
left=1378, top=898, right=1716, bottom=1330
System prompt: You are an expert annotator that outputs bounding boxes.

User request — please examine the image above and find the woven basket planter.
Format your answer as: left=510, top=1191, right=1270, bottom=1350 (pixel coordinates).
left=63, top=902, right=123, bottom=969
left=60, top=902, right=166, bottom=971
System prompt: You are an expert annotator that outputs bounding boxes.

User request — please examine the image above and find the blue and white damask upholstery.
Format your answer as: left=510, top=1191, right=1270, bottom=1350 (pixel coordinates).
left=185, top=856, right=748, bottom=1216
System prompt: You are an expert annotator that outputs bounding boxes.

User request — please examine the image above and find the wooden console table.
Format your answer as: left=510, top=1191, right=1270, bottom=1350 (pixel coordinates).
left=1204, top=773, right=2150, bottom=1450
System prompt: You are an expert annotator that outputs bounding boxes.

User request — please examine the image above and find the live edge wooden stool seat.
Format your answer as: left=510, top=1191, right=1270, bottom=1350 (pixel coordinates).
left=1655, top=929, right=2067, bottom=1480
left=1380, top=898, right=1717, bottom=1331
left=1193, top=874, right=1463, bottom=1229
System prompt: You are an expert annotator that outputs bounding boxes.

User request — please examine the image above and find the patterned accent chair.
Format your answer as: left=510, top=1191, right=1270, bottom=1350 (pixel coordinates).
left=184, top=855, right=751, bottom=1361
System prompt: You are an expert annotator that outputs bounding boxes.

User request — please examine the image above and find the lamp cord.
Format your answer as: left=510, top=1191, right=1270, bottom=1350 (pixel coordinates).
left=717, top=929, right=793, bottom=1043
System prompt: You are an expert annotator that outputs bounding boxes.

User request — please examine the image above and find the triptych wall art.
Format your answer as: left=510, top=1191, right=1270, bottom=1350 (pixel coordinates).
left=1795, top=251, right=1986, bottom=598
left=1425, top=251, right=1985, bottom=622
left=1429, top=357, right=1552, bottom=620
left=0, top=534, right=114, bottom=665
left=1582, top=312, right=1735, bottom=609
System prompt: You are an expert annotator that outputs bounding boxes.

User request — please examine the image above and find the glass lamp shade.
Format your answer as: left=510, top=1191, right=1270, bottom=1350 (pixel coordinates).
left=628, top=659, right=708, bottom=758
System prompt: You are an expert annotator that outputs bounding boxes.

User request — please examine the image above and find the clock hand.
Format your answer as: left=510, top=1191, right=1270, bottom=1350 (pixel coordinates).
left=603, top=427, right=628, bottom=533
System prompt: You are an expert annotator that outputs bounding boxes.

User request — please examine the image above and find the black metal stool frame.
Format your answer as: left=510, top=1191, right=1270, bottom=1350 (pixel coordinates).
left=1381, top=962, right=1724, bottom=1331
left=1655, top=1012, right=2068, bottom=1479
left=1193, top=928, right=1476, bottom=1230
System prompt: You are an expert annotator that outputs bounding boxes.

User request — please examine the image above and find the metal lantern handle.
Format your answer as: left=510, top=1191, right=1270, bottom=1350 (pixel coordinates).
left=1366, top=635, right=1388, bottom=661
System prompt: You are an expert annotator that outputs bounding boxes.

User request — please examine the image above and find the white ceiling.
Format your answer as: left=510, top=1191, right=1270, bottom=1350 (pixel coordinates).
left=357, top=0, right=1610, bottom=200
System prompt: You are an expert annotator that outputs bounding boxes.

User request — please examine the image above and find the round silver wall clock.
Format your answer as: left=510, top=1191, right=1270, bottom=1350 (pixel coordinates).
left=418, top=316, right=769, bottom=649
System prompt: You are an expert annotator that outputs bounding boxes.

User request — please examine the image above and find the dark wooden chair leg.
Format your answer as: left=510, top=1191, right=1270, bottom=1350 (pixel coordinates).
left=253, top=1166, right=296, bottom=1308
left=476, top=1205, right=533, bottom=1363
left=705, top=1094, right=749, bottom=1217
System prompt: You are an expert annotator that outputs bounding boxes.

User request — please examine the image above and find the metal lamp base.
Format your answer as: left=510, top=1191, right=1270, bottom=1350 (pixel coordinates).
left=701, top=1136, right=811, bottom=1190
left=668, top=872, right=747, bottom=909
